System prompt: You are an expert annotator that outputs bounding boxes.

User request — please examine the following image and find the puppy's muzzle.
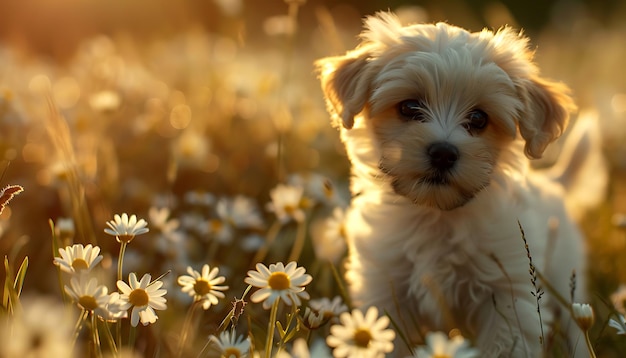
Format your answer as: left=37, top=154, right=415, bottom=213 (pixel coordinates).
left=427, top=142, right=459, bottom=171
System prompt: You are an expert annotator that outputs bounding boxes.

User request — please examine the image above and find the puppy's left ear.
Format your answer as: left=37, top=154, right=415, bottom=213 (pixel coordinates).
left=518, top=76, right=576, bottom=159
left=315, top=49, right=374, bottom=130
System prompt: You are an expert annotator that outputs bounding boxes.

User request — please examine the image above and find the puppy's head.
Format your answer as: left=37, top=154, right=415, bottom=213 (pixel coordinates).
left=316, top=12, right=575, bottom=210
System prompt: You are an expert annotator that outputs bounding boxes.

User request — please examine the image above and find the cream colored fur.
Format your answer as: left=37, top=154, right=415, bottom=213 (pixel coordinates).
left=316, top=12, right=593, bottom=357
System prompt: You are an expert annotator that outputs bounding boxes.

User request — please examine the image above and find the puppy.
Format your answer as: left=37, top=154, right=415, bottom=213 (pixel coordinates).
left=316, top=12, right=594, bottom=357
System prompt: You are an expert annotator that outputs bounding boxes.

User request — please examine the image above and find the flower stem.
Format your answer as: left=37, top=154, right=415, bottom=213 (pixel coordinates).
left=91, top=312, right=103, bottom=358
left=71, top=308, right=89, bottom=351
left=288, top=219, right=306, bottom=262
left=252, top=220, right=282, bottom=265
left=584, top=331, right=597, bottom=358
left=177, top=301, right=200, bottom=358
left=116, top=241, right=128, bottom=349
left=117, top=241, right=127, bottom=282
left=265, top=297, right=281, bottom=358
left=101, top=318, right=118, bottom=356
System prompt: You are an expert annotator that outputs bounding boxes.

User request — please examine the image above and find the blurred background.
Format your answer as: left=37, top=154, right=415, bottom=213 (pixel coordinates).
left=0, top=0, right=625, bottom=355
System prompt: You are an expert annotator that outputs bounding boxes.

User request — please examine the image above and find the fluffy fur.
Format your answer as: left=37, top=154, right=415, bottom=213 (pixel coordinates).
left=316, top=12, right=597, bottom=357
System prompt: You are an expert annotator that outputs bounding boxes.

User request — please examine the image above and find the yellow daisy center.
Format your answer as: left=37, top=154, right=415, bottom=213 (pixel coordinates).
left=193, top=279, right=212, bottom=296
left=223, top=347, right=242, bottom=358
left=210, top=219, right=223, bottom=233
left=268, top=272, right=291, bottom=291
left=129, top=288, right=150, bottom=306
left=433, top=355, right=452, bottom=358
left=353, top=328, right=372, bottom=348
left=78, top=295, right=99, bottom=311
left=284, top=204, right=296, bottom=215
left=71, top=258, right=90, bottom=271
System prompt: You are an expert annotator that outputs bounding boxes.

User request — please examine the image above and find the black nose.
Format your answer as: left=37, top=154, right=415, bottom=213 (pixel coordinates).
left=427, top=142, right=459, bottom=171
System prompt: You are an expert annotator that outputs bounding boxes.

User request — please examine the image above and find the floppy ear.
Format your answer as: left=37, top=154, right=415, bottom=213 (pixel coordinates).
left=517, top=76, right=576, bottom=159
left=315, top=50, right=374, bottom=129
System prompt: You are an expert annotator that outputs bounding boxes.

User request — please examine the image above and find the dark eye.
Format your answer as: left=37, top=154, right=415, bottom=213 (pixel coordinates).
left=465, top=109, right=488, bottom=131
left=398, top=99, right=427, bottom=122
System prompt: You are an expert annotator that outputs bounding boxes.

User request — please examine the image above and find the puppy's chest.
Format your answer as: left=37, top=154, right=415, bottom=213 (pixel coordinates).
left=404, top=226, right=494, bottom=312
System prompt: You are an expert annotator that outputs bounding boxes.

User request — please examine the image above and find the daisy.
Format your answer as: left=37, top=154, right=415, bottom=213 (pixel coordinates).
left=64, top=275, right=110, bottom=313
left=117, top=273, right=167, bottom=326
left=572, top=303, right=595, bottom=331
left=310, top=207, right=347, bottom=264
left=207, top=218, right=235, bottom=244
left=104, top=213, right=149, bottom=243
left=216, top=195, right=264, bottom=229
left=412, top=331, right=480, bottom=358
left=266, top=184, right=308, bottom=224
left=207, top=330, right=251, bottom=358
left=149, top=206, right=180, bottom=235
left=55, top=217, right=75, bottom=241
left=99, top=292, right=129, bottom=322
left=610, top=284, right=626, bottom=314
left=609, top=314, right=626, bottom=335
left=177, top=264, right=229, bottom=310
left=303, top=296, right=349, bottom=329
left=0, top=297, right=74, bottom=358
left=54, top=244, right=103, bottom=274
left=309, top=296, right=349, bottom=321
left=244, top=261, right=312, bottom=309
left=326, top=306, right=395, bottom=358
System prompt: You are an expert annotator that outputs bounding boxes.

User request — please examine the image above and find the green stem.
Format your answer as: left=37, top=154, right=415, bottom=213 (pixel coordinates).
left=287, top=219, right=306, bottom=263
left=265, top=297, right=281, bottom=358
left=91, top=312, right=103, bottom=358
left=251, top=220, right=282, bottom=265
left=177, top=301, right=200, bottom=358
left=116, top=241, right=127, bottom=350
left=71, top=308, right=89, bottom=351
left=117, top=241, right=127, bottom=282
left=584, top=330, right=597, bottom=358
left=129, top=324, right=136, bottom=354
left=101, top=318, right=118, bottom=356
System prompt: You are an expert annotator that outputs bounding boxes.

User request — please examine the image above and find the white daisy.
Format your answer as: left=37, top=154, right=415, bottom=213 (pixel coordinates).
left=54, top=244, right=103, bottom=274
left=64, top=275, right=109, bottom=313
left=412, top=331, right=480, bottom=358
left=99, top=292, right=129, bottom=322
left=177, top=264, right=229, bottom=310
left=572, top=302, right=595, bottom=331
left=609, top=314, right=626, bottom=335
left=207, top=218, right=235, bottom=244
left=104, top=213, right=149, bottom=243
left=149, top=206, right=180, bottom=234
left=310, top=207, right=347, bottom=264
left=207, top=330, right=251, bottom=358
left=216, top=195, right=264, bottom=229
left=117, top=273, right=167, bottom=326
left=326, top=306, right=395, bottom=358
left=0, top=297, right=75, bottom=358
left=303, top=296, right=349, bottom=330
left=611, top=284, right=626, bottom=315
left=266, top=184, right=308, bottom=224
left=244, top=261, right=312, bottom=309
left=309, top=296, right=349, bottom=322
left=55, top=217, right=75, bottom=241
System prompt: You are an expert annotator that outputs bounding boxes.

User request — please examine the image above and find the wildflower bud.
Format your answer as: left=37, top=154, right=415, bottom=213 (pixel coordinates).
left=572, top=303, right=595, bottom=331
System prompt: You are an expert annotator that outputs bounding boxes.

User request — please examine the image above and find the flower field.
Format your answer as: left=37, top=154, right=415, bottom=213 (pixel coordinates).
left=0, top=1, right=625, bottom=357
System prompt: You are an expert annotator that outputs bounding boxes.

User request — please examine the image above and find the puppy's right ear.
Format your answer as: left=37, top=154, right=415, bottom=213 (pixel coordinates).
left=315, top=50, right=373, bottom=129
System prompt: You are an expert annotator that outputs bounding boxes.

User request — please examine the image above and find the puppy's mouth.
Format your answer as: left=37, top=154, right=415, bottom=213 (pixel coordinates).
left=419, top=172, right=451, bottom=186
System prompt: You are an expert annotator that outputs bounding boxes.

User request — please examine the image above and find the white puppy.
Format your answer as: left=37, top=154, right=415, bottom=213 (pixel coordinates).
left=316, top=12, right=597, bottom=357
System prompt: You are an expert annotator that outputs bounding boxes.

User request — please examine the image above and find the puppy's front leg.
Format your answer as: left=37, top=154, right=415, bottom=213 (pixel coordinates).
left=476, top=292, right=547, bottom=358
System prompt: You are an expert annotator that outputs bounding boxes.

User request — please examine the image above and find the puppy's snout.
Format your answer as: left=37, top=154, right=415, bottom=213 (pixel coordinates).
left=427, top=142, right=459, bottom=170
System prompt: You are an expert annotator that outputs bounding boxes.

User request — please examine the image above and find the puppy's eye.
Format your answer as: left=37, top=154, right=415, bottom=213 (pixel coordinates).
left=464, top=109, right=488, bottom=131
left=398, top=100, right=427, bottom=122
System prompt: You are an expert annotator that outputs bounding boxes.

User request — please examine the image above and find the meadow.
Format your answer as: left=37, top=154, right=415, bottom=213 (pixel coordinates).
left=0, top=0, right=625, bottom=357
